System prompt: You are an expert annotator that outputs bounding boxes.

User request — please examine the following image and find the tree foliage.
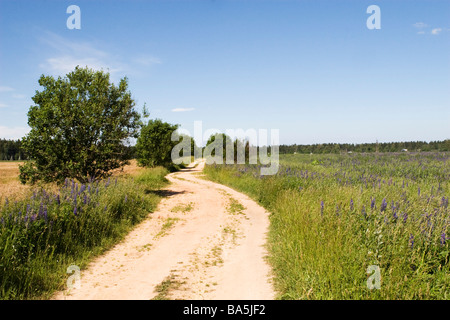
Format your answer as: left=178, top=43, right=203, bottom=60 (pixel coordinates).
left=136, top=119, right=179, bottom=169
left=279, top=140, right=450, bottom=154
left=19, top=66, right=141, bottom=184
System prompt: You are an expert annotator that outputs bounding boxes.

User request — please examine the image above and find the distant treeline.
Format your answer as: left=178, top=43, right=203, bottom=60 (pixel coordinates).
left=0, top=139, right=27, bottom=160
left=0, top=138, right=140, bottom=161
left=1, top=138, right=449, bottom=160
left=279, top=140, right=450, bottom=154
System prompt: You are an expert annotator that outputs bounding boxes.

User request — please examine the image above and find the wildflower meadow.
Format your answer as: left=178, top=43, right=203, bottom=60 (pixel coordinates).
left=204, top=152, right=450, bottom=299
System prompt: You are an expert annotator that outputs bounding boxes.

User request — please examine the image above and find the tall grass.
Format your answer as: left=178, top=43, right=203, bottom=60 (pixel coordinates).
left=0, top=166, right=168, bottom=299
left=204, top=152, right=450, bottom=299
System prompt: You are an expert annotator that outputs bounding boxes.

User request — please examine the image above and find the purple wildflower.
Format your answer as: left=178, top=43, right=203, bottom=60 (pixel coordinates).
left=73, top=206, right=78, bottom=216
left=320, top=201, right=324, bottom=216
left=380, top=198, right=387, bottom=212
left=350, top=199, right=354, bottom=211
left=371, top=198, right=376, bottom=210
left=409, top=234, right=414, bottom=249
left=441, top=197, right=448, bottom=209
left=402, top=212, right=408, bottom=223
left=440, top=233, right=446, bottom=246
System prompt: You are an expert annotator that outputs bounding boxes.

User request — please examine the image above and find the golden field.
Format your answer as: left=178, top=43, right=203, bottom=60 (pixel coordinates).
left=0, top=160, right=143, bottom=203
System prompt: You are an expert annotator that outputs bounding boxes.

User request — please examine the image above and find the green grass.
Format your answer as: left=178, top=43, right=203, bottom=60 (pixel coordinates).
left=151, top=272, right=184, bottom=300
left=0, top=166, right=169, bottom=300
left=154, top=217, right=180, bottom=239
left=204, top=152, right=450, bottom=299
left=170, top=202, right=194, bottom=214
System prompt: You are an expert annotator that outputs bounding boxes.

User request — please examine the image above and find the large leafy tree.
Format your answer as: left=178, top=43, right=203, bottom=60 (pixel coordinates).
left=136, top=119, right=179, bottom=169
left=19, top=66, right=142, bottom=184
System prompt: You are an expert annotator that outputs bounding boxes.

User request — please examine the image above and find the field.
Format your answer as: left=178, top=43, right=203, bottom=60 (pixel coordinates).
left=204, top=152, right=450, bottom=299
left=0, top=160, right=169, bottom=299
left=0, top=162, right=29, bottom=201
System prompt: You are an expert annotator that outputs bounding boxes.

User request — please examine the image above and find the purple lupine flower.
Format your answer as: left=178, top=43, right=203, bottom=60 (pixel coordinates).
left=80, top=184, right=86, bottom=194
left=83, top=194, right=87, bottom=204
left=320, top=201, right=324, bottom=216
left=409, top=234, right=414, bottom=249
left=380, top=198, right=387, bottom=212
left=73, top=206, right=78, bottom=216
left=88, top=185, right=91, bottom=193
left=402, top=212, right=408, bottom=223
left=371, top=198, right=376, bottom=210
left=350, top=199, right=354, bottom=211
left=4, top=197, right=9, bottom=206
left=441, top=197, right=448, bottom=209
left=38, top=203, right=44, bottom=218
left=361, top=205, right=366, bottom=217
left=56, top=194, right=60, bottom=205
left=440, top=233, right=446, bottom=246
left=393, top=211, right=398, bottom=220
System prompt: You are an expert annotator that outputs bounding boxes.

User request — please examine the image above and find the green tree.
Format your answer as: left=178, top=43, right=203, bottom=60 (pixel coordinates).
left=136, top=119, right=179, bottom=169
left=19, top=66, right=141, bottom=184
left=204, top=133, right=235, bottom=164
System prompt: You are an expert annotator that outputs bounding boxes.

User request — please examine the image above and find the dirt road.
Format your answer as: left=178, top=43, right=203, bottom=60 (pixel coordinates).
left=52, top=159, right=275, bottom=300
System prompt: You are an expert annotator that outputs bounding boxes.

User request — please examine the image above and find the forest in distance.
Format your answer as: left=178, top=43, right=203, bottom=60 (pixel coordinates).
left=1, top=138, right=450, bottom=161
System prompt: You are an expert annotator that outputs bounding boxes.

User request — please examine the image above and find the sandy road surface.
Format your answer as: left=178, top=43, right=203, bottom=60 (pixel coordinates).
left=53, top=159, right=275, bottom=300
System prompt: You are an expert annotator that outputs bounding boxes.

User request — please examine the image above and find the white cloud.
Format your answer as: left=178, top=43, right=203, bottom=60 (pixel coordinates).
left=12, top=94, right=26, bottom=99
left=40, top=56, right=120, bottom=76
left=38, top=31, right=161, bottom=80
left=38, top=32, right=125, bottom=77
left=132, top=55, right=162, bottom=66
left=0, top=126, right=30, bottom=140
left=417, top=31, right=425, bottom=35
left=0, top=103, right=8, bottom=108
left=171, top=108, right=195, bottom=112
left=0, top=86, right=14, bottom=92
left=413, top=22, right=428, bottom=29
left=431, top=28, right=442, bottom=35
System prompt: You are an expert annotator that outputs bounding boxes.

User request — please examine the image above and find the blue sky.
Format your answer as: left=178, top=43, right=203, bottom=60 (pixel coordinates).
left=0, top=0, right=449, bottom=145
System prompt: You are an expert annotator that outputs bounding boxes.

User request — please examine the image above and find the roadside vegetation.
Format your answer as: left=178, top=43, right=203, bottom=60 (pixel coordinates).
left=204, top=152, right=450, bottom=299
left=0, top=66, right=175, bottom=299
left=0, top=165, right=168, bottom=299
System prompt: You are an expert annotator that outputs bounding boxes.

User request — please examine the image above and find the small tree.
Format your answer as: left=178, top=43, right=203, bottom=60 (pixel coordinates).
left=136, top=119, right=179, bottom=169
left=19, top=66, right=142, bottom=184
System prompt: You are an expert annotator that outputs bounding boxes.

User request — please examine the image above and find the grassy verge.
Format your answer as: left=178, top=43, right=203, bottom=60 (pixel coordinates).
left=203, top=153, right=450, bottom=299
left=0, top=166, right=169, bottom=299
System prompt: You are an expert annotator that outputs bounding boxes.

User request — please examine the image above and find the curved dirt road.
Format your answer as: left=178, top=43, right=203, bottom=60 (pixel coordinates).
left=53, top=159, right=275, bottom=300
